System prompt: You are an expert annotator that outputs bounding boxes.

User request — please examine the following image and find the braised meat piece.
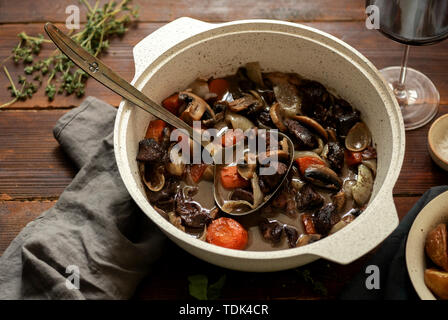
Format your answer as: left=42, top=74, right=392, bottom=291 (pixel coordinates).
left=296, top=184, right=324, bottom=210
left=258, top=110, right=275, bottom=128
left=136, top=138, right=168, bottom=163
left=259, top=218, right=283, bottom=243
left=284, top=225, right=299, bottom=248
left=259, top=161, right=288, bottom=191
left=335, top=110, right=360, bottom=136
left=313, top=203, right=339, bottom=235
left=148, top=177, right=180, bottom=211
left=175, top=189, right=215, bottom=229
left=326, top=142, right=345, bottom=172
left=284, top=119, right=317, bottom=149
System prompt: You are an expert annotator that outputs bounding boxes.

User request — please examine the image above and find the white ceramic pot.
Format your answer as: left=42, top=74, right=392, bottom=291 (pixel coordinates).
left=114, top=17, right=405, bottom=272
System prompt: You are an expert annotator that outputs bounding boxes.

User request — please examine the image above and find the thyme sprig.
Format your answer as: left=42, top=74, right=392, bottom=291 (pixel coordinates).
left=1, top=0, right=139, bottom=108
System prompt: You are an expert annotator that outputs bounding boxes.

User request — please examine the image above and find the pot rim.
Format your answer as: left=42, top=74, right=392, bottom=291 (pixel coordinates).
left=114, top=18, right=405, bottom=263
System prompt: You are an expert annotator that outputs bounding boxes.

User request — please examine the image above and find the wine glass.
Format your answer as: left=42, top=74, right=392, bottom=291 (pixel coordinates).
left=366, top=0, right=448, bottom=130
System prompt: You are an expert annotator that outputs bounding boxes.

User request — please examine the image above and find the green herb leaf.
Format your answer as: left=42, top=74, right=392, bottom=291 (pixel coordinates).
left=207, top=275, right=226, bottom=300
left=188, top=274, right=227, bottom=300
left=188, top=274, right=208, bottom=301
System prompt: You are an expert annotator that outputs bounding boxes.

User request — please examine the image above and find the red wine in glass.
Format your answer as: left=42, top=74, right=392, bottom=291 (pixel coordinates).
left=366, top=0, right=448, bottom=130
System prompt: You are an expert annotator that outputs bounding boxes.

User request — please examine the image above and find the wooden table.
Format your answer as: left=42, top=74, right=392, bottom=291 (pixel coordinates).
left=0, top=0, right=447, bottom=299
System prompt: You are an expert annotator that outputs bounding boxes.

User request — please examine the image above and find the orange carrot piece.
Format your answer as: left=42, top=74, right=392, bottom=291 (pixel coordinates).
left=221, top=130, right=244, bottom=147
left=162, top=93, right=182, bottom=115
left=220, top=166, right=249, bottom=189
left=145, top=119, right=167, bottom=143
left=302, top=214, right=317, bottom=234
left=206, top=217, right=248, bottom=250
left=345, top=150, right=363, bottom=167
left=190, top=164, right=208, bottom=183
left=295, top=156, right=325, bottom=175
left=208, top=78, right=229, bottom=100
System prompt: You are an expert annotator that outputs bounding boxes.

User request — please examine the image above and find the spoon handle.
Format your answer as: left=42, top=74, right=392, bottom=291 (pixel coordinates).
left=44, top=22, right=194, bottom=138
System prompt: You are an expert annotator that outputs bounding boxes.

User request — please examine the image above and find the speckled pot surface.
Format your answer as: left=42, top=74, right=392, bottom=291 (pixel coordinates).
left=114, top=18, right=405, bottom=272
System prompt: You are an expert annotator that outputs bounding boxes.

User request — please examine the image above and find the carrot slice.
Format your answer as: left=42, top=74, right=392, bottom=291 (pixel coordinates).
left=208, top=78, right=229, bottom=100
left=302, top=214, right=317, bottom=234
left=295, top=156, right=325, bottom=175
left=162, top=93, right=182, bottom=115
left=190, top=164, right=208, bottom=183
left=345, top=150, right=363, bottom=167
left=145, top=119, right=167, bottom=143
left=220, top=165, right=249, bottom=189
left=221, top=130, right=244, bottom=147
left=206, top=217, right=248, bottom=250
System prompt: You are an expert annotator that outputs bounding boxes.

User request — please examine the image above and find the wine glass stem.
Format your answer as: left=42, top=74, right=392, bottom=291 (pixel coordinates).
left=395, top=45, right=410, bottom=101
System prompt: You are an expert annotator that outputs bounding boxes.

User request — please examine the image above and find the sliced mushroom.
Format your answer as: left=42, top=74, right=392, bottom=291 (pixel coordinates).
left=228, top=93, right=259, bottom=112
left=345, top=121, right=372, bottom=152
left=329, top=213, right=355, bottom=235
left=188, top=78, right=217, bottom=100
left=245, top=61, right=265, bottom=88
left=179, top=91, right=216, bottom=123
left=140, top=163, right=165, bottom=192
left=279, top=137, right=289, bottom=154
left=166, top=144, right=186, bottom=176
left=291, top=115, right=328, bottom=140
left=343, top=179, right=356, bottom=199
left=362, top=159, right=377, bottom=177
left=168, top=211, right=185, bottom=232
left=266, top=72, right=302, bottom=117
left=269, top=102, right=287, bottom=132
left=297, top=234, right=321, bottom=247
left=327, top=128, right=338, bottom=142
left=332, top=190, right=346, bottom=213
left=311, top=137, right=324, bottom=155
left=303, top=165, right=342, bottom=190
left=352, top=164, right=374, bottom=206
left=198, top=225, right=207, bottom=241
left=225, top=111, right=255, bottom=131
left=237, top=152, right=257, bottom=180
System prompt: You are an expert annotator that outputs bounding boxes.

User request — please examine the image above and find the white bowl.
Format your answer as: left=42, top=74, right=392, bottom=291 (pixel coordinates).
left=406, top=191, right=448, bottom=300
left=114, top=18, right=405, bottom=271
left=428, top=114, right=448, bottom=171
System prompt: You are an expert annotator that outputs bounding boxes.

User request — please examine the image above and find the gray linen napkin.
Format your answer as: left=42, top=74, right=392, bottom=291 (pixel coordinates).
left=0, top=97, right=165, bottom=299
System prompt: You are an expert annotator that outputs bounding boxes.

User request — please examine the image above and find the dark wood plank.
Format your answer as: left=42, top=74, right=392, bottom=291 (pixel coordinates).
left=1, top=22, right=447, bottom=110
left=0, top=110, right=76, bottom=200
left=394, top=106, right=448, bottom=195
left=0, top=0, right=365, bottom=24
left=0, top=200, right=55, bottom=254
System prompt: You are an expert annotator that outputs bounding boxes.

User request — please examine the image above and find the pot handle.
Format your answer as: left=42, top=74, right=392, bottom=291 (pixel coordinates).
left=132, top=17, right=215, bottom=82
left=311, top=189, right=399, bottom=265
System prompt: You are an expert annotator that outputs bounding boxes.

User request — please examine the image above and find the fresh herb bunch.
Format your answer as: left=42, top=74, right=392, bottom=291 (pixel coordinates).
left=1, top=0, right=139, bottom=108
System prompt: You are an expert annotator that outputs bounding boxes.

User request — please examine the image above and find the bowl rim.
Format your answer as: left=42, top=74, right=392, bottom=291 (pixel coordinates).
left=428, top=113, right=448, bottom=166
left=114, top=18, right=405, bottom=263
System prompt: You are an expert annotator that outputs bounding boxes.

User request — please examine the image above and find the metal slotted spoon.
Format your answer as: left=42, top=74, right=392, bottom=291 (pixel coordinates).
left=44, top=22, right=295, bottom=216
